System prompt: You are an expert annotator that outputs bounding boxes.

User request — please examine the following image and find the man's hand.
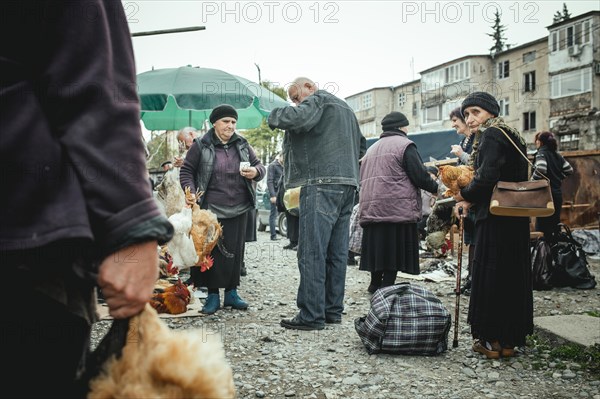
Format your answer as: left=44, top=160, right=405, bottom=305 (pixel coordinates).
left=270, top=196, right=276, bottom=204
left=98, top=241, right=159, bottom=319
left=174, top=156, right=184, bottom=168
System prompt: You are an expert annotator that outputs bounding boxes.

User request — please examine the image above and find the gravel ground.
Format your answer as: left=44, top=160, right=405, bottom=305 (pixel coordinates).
left=91, top=230, right=600, bottom=399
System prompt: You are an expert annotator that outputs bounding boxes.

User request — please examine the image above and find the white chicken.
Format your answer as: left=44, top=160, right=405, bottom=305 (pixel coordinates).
left=166, top=206, right=199, bottom=269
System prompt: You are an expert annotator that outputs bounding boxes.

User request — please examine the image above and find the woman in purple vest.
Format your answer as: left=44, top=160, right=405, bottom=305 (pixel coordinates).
left=358, top=112, right=439, bottom=293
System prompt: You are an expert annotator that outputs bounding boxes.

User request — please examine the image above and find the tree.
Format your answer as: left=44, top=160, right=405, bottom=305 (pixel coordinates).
left=243, top=80, right=287, bottom=164
left=487, top=9, right=507, bottom=54
left=261, top=80, right=287, bottom=101
left=243, top=119, right=284, bottom=164
left=553, top=3, right=571, bottom=23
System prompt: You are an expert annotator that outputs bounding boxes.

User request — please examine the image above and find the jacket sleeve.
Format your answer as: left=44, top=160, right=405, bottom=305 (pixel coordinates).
left=180, top=142, right=200, bottom=193
left=461, top=128, right=506, bottom=204
left=532, top=153, right=547, bottom=180
left=403, top=144, right=438, bottom=194
left=39, top=0, right=172, bottom=253
left=561, top=155, right=574, bottom=177
left=268, top=94, right=324, bottom=133
left=249, top=145, right=266, bottom=182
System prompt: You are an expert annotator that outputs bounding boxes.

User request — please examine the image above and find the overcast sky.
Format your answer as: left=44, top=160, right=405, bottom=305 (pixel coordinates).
left=127, top=1, right=597, bottom=101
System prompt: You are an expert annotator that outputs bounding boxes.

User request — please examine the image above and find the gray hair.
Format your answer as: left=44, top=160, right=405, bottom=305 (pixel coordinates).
left=177, top=126, right=197, bottom=140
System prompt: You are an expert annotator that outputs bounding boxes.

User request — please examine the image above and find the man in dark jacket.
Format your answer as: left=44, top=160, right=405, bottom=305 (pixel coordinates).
left=268, top=77, right=366, bottom=330
left=0, top=2, right=173, bottom=397
left=267, top=153, right=284, bottom=240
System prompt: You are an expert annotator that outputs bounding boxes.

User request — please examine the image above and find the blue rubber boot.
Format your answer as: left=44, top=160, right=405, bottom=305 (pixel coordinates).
left=201, top=293, right=220, bottom=314
left=223, top=289, right=249, bottom=310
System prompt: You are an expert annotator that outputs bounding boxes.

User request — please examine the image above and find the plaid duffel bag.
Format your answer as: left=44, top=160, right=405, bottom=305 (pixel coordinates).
left=354, top=283, right=451, bottom=356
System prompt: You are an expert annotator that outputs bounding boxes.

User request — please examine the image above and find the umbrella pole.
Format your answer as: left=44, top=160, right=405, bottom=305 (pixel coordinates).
left=188, top=111, right=192, bottom=128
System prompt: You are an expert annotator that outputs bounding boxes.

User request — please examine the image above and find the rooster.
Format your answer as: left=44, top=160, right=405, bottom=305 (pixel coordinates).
left=425, top=199, right=455, bottom=256
left=158, top=246, right=180, bottom=278
left=438, top=165, right=474, bottom=198
left=88, top=304, right=235, bottom=398
left=184, top=187, right=224, bottom=273
left=149, top=279, right=192, bottom=315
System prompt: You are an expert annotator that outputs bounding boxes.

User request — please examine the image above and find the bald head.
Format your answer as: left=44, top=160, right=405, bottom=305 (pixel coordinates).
left=288, top=77, right=317, bottom=105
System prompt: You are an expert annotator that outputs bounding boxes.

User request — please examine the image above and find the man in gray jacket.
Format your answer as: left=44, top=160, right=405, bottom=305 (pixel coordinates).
left=268, top=77, right=366, bottom=330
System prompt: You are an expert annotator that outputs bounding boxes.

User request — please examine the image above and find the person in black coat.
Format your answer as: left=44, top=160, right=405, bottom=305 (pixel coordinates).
left=532, top=131, right=573, bottom=243
left=454, top=92, right=532, bottom=360
left=267, top=153, right=284, bottom=240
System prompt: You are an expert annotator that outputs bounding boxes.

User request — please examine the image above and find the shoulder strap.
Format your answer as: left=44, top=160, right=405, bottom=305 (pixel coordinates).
left=495, top=126, right=549, bottom=182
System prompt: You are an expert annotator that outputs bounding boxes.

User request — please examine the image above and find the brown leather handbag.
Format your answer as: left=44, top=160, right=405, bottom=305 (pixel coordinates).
left=488, top=128, right=554, bottom=217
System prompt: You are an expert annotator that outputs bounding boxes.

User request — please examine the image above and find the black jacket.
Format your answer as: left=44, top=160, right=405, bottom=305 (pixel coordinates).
left=0, top=1, right=172, bottom=254
left=461, top=127, right=529, bottom=222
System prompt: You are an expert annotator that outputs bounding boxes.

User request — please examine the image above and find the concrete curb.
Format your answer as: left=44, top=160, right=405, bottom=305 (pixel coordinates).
left=534, top=314, right=600, bottom=347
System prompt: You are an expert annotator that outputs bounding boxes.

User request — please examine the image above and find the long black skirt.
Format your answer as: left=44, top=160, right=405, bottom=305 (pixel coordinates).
left=359, top=222, right=420, bottom=275
left=194, top=212, right=247, bottom=289
left=468, top=214, right=533, bottom=346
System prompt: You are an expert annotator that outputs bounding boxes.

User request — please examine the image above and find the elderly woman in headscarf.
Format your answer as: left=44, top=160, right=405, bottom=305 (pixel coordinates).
left=180, top=104, right=265, bottom=315
left=453, top=92, right=532, bottom=359
left=358, top=112, right=438, bottom=293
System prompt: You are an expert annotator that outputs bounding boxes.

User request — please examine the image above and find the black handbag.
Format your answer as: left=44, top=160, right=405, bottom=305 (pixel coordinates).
left=550, top=224, right=596, bottom=290
left=531, top=238, right=553, bottom=291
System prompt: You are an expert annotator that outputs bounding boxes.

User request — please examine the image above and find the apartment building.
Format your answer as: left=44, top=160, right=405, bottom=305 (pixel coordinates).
left=547, top=10, right=600, bottom=151
left=346, top=10, right=599, bottom=151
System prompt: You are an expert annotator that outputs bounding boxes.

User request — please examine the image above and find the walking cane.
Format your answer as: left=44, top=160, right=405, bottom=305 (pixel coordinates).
left=453, top=206, right=465, bottom=348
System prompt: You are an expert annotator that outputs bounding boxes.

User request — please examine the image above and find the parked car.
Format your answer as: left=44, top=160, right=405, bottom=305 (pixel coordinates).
left=255, top=172, right=287, bottom=237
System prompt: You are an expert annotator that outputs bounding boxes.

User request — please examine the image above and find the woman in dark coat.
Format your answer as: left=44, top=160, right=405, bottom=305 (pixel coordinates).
left=359, top=112, right=438, bottom=293
left=532, top=131, right=573, bottom=242
left=454, top=92, right=533, bottom=359
left=180, top=105, right=265, bottom=314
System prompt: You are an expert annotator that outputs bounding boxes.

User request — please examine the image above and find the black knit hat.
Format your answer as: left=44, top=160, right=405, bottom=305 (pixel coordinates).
left=381, top=111, right=409, bottom=130
left=209, top=104, right=238, bottom=124
left=461, top=91, right=500, bottom=117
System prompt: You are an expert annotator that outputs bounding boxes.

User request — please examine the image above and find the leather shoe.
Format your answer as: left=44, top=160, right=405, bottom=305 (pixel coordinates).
left=280, top=317, right=324, bottom=331
left=270, top=236, right=279, bottom=241
left=325, top=317, right=341, bottom=324
left=472, top=340, right=500, bottom=359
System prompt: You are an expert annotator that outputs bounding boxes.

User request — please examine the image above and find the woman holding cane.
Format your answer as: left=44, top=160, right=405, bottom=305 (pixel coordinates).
left=453, top=92, right=532, bottom=359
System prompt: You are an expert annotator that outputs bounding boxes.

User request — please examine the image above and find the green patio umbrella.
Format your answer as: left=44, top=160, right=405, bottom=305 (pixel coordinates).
left=137, top=66, right=289, bottom=130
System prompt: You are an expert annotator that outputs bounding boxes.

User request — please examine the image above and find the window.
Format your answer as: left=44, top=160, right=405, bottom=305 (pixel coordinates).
left=523, top=51, right=536, bottom=63
left=360, top=121, right=376, bottom=137
left=497, top=60, right=509, bottom=79
left=412, top=102, right=418, bottom=117
left=398, top=92, right=407, bottom=107
left=523, top=111, right=536, bottom=131
left=559, top=133, right=579, bottom=151
left=550, top=19, right=592, bottom=52
left=498, top=98, right=509, bottom=116
left=362, top=93, right=372, bottom=109
left=551, top=68, right=592, bottom=98
left=422, top=104, right=443, bottom=124
left=567, top=26, right=574, bottom=47
left=524, top=71, right=536, bottom=92
left=421, top=60, right=470, bottom=90
left=346, top=97, right=360, bottom=111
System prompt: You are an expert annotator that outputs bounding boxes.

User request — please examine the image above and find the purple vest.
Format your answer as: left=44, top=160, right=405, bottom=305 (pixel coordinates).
left=359, top=135, right=422, bottom=226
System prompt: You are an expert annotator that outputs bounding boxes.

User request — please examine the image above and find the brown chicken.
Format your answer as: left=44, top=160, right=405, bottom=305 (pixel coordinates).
left=184, top=187, right=223, bottom=272
left=438, top=165, right=474, bottom=198
left=149, top=279, right=191, bottom=315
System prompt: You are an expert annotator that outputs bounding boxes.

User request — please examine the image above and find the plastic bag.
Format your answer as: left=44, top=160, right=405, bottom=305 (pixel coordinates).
left=531, top=238, right=553, bottom=291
